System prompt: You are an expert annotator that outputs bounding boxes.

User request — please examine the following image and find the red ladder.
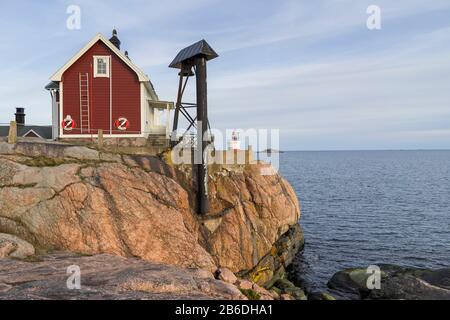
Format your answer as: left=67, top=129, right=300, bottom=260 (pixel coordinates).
left=79, top=73, right=90, bottom=133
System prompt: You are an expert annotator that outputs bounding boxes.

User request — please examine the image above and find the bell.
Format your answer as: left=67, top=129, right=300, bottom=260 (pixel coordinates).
left=179, top=64, right=195, bottom=77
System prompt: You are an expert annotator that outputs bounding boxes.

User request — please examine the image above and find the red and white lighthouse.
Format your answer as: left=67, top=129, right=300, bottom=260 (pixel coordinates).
left=229, top=131, right=241, bottom=150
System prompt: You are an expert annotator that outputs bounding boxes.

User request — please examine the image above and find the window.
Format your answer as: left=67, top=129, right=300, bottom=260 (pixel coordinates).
left=93, top=56, right=110, bottom=77
left=97, top=58, right=107, bottom=74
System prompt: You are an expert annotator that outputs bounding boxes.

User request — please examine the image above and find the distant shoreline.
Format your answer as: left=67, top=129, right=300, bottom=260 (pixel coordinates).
left=258, top=149, right=285, bottom=154
left=272, top=149, right=450, bottom=153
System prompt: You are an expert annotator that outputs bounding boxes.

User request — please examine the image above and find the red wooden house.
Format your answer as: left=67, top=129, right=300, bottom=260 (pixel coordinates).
left=45, top=30, right=173, bottom=140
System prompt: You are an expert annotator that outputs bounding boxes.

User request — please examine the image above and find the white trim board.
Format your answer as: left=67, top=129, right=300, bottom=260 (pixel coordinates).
left=59, top=133, right=146, bottom=138
left=59, top=82, right=64, bottom=138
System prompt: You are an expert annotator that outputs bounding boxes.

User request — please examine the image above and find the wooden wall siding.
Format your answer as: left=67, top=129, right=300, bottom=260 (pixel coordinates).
left=62, top=40, right=141, bottom=135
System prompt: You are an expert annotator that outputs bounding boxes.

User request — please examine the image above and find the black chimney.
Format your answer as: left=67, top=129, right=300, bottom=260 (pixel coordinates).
left=109, top=29, right=121, bottom=50
left=15, top=108, right=25, bottom=126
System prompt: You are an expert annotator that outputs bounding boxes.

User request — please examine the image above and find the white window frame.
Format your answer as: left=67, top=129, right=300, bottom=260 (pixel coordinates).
left=93, top=56, right=110, bottom=78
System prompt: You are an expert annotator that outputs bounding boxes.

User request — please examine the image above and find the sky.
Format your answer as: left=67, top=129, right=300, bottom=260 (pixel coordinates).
left=0, top=0, right=449, bottom=151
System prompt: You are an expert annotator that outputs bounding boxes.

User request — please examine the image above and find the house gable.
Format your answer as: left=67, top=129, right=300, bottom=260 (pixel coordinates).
left=50, top=33, right=150, bottom=83
left=60, top=40, right=142, bottom=136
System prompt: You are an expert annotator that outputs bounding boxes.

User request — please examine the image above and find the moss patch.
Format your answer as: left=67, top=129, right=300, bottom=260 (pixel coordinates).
left=239, top=289, right=261, bottom=300
left=19, top=157, right=75, bottom=167
left=3, top=183, right=38, bottom=189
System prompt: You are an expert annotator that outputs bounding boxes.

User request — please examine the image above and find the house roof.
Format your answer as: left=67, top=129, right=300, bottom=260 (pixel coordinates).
left=49, top=33, right=158, bottom=100
left=45, top=81, right=59, bottom=91
left=0, top=125, right=53, bottom=140
left=49, top=33, right=157, bottom=96
left=169, top=40, right=218, bottom=69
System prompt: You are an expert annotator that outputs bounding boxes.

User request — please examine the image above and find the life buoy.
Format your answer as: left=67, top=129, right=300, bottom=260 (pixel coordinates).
left=62, top=116, right=75, bottom=131
left=115, top=117, right=129, bottom=131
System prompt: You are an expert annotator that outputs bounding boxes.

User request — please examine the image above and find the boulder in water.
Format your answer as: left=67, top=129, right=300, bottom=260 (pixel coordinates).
left=328, top=264, right=450, bottom=300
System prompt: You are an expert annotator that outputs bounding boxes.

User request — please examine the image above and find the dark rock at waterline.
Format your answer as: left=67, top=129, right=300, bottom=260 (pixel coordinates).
left=273, top=278, right=296, bottom=290
left=284, top=287, right=307, bottom=300
left=307, top=291, right=336, bottom=301
left=327, top=268, right=367, bottom=299
left=240, top=224, right=305, bottom=287
left=328, top=265, right=450, bottom=300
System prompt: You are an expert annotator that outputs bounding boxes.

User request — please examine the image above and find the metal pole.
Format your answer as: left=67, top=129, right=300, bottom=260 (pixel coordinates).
left=171, top=74, right=184, bottom=145
left=195, top=56, right=209, bottom=215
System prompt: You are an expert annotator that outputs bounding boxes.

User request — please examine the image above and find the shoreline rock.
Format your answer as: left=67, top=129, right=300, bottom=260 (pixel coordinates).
left=328, top=264, right=450, bottom=300
left=0, top=253, right=247, bottom=300
left=0, top=233, right=35, bottom=259
left=0, top=141, right=303, bottom=294
left=240, top=224, right=304, bottom=287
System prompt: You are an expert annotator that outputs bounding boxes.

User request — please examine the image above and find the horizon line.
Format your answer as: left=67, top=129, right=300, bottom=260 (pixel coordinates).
left=263, top=148, right=450, bottom=152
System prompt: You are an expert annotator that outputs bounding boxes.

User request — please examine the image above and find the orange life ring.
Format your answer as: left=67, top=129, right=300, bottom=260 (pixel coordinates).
left=62, top=117, right=76, bottom=131
left=115, top=117, right=129, bottom=131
